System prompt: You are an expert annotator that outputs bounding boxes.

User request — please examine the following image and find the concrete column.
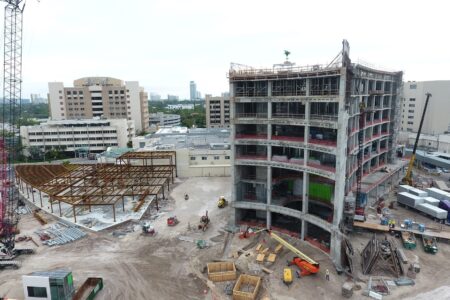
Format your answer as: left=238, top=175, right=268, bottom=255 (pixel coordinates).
left=267, top=166, right=272, bottom=229
left=306, top=79, right=310, bottom=96
left=331, top=69, right=350, bottom=269
left=267, top=145, right=272, bottom=161
left=301, top=172, right=309, bottom=240
left=267, top=81, right=272, bottom=97
left=230, top=82, right=237, bottom=225
left=304, top=101, right=310, bottom=166
left=267, top=100, right=272, bottom=119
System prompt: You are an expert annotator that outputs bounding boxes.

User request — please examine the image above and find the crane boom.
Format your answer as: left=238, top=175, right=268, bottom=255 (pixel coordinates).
left=267, top=231, right=318, bottom=266
left=402, top=93, right=432, bottom=185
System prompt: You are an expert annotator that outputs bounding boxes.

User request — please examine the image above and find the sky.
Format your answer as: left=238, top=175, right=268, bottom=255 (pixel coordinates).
left=9, top=0, right=450, bottom=99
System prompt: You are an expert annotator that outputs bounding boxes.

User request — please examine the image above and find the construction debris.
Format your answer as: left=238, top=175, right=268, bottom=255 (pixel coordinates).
left=33, top=209, right=47, bottom=225
left=341, top=281, right=353, bottom=298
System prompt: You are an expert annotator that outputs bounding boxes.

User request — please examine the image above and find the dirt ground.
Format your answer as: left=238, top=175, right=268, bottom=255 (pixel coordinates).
left=1, top=176, right=450, bottom=299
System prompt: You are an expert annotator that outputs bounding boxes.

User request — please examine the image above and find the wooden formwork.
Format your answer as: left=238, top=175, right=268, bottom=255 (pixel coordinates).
left=232, top=274, right=261, bottom=300
left=207, top=262, right=237, bottom=282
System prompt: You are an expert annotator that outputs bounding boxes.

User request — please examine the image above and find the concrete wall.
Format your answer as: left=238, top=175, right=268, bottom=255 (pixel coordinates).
left=401, top=81, right=450, bottom=134
left=177, top=148, right=231, bottom=177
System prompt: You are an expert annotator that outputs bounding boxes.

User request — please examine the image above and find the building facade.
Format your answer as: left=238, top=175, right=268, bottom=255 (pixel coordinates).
left=149, top=112, right=181, bottom=127
left=21, top=118, right=135, bottom=154
left=190, top=81, right=197, bottom=101
left=401, top=81, right=450, bottom=134
left=205, top=94, right=231, bottom=128
left=48, top=77, right=149, bottom=133
left=229, top=41, right=403, bottom=267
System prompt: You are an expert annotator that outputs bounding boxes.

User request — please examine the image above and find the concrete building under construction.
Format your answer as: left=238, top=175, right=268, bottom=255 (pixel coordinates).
left=229, top=40, right=404, bottom=267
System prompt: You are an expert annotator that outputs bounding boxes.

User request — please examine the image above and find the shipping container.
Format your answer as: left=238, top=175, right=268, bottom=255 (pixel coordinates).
left=416, top=203, right=448, bottom=220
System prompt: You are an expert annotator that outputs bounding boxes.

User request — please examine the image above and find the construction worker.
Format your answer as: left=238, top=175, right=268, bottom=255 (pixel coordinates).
left=184, top=193, right=189, bottom=201
left=325, top=269, right=330, bottom=281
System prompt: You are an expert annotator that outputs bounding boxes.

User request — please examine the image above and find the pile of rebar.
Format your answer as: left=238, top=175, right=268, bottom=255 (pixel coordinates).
left=35, top=222, right=86, bottom=246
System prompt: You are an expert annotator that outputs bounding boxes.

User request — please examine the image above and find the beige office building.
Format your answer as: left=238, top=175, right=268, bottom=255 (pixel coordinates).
left=48, top=77, right=149, bottom=133
left=401, top=81, right=450, bottom=134
left=205, top=94, right=230, bottom=128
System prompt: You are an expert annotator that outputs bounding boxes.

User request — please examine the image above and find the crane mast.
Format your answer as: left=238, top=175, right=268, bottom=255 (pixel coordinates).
left=0, top=0, right=25, bottom=257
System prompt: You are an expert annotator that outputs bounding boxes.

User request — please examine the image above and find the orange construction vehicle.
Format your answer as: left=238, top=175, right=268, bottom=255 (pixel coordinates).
left=266, top=230, right=320, bottom=276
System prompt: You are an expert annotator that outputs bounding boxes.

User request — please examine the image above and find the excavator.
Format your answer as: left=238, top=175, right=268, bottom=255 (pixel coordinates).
left=265, top=230, right=320, bottom=277
left=402, top=93, right=432, bottom=186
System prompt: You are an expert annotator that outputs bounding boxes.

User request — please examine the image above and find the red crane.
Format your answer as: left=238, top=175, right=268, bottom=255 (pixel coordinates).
left=0, top=0, right=34, bottom=268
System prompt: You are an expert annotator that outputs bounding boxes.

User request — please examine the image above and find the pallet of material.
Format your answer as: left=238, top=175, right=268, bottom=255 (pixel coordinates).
left=207, top=262, right=237, bottom=282
left=256, top=254, right=265, bottom=263
left=353, top=221, right=389, bottom=232
left=267, top=253, right=276, bottom=263
left=233, top=274, right=261, bottom=300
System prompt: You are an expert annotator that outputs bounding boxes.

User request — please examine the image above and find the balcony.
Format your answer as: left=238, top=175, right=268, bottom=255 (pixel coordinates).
left=272, top=113, right=305, bottom=119
left=307, top=161, right=336, bottom=173
left=235, top=133, right=267, bottom=140
left=272, top=135, right=304, bottom=142
left=235, top=154, right=267, bottom=161
left=236, top=113, right=268, bottom=119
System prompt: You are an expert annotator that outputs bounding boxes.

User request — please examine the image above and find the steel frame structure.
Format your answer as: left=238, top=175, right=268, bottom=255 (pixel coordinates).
left=15, top=152, right=177, bottom=223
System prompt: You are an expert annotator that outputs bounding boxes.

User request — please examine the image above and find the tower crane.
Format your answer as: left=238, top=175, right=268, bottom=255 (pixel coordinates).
left=0, top=0, right=34, bottom=269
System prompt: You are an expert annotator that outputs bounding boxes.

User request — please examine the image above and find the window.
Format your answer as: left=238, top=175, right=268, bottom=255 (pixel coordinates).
left=27, top=286, right=47, bottom=297
left=409, top=104, right=415, bottom=107
left=225, top=156, right=230, bottom=159
left=190, top=157, right=196, bottom=160
left=202, top=156, right=207, bottom=160
left=409, top=98, right=415, bottom=102
left=407, top=121, right=413, bottom=125
left=408, top=116, right=414, bottom=119
left=408, top=110, right=414, bottom=113
left=410, top=84, right=417, bottom=89
left=214, top=156, right=220, bottom=160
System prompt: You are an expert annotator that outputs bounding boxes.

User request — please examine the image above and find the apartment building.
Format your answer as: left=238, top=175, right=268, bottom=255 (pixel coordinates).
left=229, top=40, right=403, bottom=267
left=21, top=118, right=135, bottom=153
left=48, top=77, right=149, bottom=133
left=205, top=94, right=230, bottom=128
left=401, top=81, right=450, bottom=134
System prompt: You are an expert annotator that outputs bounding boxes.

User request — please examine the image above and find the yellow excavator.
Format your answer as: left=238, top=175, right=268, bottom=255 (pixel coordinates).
left=217, top=196, right=227, bottom=208
left=402, top=93, right=432, bottom=186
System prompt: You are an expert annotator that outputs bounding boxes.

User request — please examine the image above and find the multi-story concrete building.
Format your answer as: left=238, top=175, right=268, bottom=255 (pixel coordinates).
left=401, top=81, right=450, bottom=134
left=190, top=81, right=197, bottom=101
left=149, top=112, right=181, bottom=127
left=229, top=41, right=404, bottom=267
left=48, top=77, right=149, bottom=133
left=205, top=94, right=230, bottom=128
left=21, top=118, right=135, bottom=154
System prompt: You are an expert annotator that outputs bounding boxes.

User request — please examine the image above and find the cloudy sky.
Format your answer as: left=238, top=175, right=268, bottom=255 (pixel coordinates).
left=13, top=0, right=450, bottom=99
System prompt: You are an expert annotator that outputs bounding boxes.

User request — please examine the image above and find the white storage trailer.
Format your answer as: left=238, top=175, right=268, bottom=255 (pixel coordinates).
left=397, top=192, right=425, bottom=208
left=398, top=185, right=428, bottom=197
left=416, top=203, right=448, bottom=220
left=426, top=187, right=450, bottom=201
left=423, top=197, right=440, bottom=207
